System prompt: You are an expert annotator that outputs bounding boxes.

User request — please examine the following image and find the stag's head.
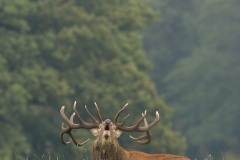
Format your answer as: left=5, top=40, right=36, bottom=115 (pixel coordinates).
left=60, top=102, right=160, bottom=147
left=90, top=119, right=122, bottom=148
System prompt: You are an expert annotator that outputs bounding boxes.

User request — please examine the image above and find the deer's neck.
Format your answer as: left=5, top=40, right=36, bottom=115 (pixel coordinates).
left=92, top=140, right=127, bottom=160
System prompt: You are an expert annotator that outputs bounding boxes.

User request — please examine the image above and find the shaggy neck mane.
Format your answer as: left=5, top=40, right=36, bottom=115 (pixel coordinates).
left=92, top=139, right=126, bottom=160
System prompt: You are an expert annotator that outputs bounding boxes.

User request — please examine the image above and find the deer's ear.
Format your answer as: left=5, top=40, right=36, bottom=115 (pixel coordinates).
left=116, top=129, right=122, bottom=138
left=90, top=128, right=99, bottom=136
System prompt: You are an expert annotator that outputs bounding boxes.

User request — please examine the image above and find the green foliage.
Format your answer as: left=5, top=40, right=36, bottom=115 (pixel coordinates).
left=143, top=0, right=195, bottom=92
left=144, top=0, right=240, bottom=159
left=0, top=0, right=186, bottom=159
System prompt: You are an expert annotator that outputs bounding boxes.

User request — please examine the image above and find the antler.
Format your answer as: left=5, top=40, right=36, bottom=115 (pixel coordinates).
left=60, top=101, right=103, bottom=146
left=114, top=103, right=160, bottom=145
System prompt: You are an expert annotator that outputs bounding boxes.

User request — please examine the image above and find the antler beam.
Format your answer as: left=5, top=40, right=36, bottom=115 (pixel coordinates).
left=114, top=103, right=160, bottom=144
left=60, top=101, right=102, bottom=146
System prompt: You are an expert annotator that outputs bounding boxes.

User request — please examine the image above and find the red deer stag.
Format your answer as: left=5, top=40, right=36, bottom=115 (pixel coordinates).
left=60, top=101, right=189, bottom=160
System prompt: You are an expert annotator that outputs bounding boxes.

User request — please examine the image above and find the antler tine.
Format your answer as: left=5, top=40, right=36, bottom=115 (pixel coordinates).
left=70, top=112, right=75, bottom=122
left=136, top=111, right=160, bottom=132
left=73, top=101, right=86, bottom=125
left=119, top=114, right=130, bottom=125
left=147, top=111, right=160, bottom=129
left=61, top=123, right=71, bottom=145
left=129, top=111, right=152, bottom=144
left=114, top=103, right=129, bottom=124
left=69, top=132, right=90, bottom=146
left=60, top=101, right=102, bottom=147
left=143, top=111, right=148, bottom=126
left=94, top=102, right=103, bottom=122
left=114, top=103, right=160, bottom=144
left=73, top=101, right=101, bottom=128
left=129, top=132, right=151, bottom=145
left=85, top=105, right=98, bottom=123
left=60, top=106, right=80, bottom=129
left=114, top=103, right=146, bottom=132
left=60, top=126, right=90, bottom=146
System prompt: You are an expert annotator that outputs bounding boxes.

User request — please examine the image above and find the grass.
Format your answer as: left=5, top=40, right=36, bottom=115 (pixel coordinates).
left=4, top=152, right=239, bottom=160
left=8, top=154, right=224, bottom=160
left=10, top=151, right=89, bottom=160
left=204, top=155, right=214, bottom=160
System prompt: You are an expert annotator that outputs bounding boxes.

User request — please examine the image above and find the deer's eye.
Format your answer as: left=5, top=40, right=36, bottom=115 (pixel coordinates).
left=99, top=124, right=102, bottom=129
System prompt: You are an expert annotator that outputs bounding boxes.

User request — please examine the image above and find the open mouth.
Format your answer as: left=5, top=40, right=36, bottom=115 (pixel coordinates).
left=105, top=124, right=110, bottom=131
left=104, top=124, right=110, bottom=138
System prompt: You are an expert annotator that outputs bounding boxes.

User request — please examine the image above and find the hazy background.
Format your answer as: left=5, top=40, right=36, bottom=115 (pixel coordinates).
left=0, top=0, right=239, bottom=159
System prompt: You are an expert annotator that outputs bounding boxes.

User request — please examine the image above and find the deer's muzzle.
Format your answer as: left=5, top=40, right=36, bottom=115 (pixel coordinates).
left=103, top=119, right=112, bottom=138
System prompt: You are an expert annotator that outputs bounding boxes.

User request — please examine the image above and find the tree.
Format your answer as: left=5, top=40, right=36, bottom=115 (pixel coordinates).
left=143, top=0, right=195, bottom=94
left=0, top=0, right=186, bottom=159
left=144, top=0, right=240, bottom=159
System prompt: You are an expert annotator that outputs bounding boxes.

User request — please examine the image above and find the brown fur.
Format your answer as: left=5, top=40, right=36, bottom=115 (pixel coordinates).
left=60, top=102, right=189, bottom=160
left=92, top=139, right=189, bottom=160
left=91, top=121, right=189, bottom=160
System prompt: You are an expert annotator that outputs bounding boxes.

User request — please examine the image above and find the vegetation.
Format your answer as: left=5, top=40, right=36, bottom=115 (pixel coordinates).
left=144, top=0, right=240, bottom=159
left=1, top=0, right=238, bottom=159
left=0, top=0, right=186, bottom=159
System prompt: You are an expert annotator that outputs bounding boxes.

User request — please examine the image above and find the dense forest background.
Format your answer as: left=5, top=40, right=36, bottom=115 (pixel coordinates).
left=0, top=0, right=239, bottom=160
left=144, top=0, right=240, bottom=159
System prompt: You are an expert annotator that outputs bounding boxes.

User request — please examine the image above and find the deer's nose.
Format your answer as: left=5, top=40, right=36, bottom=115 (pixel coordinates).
left=104, top=119, right=112, bottom=125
